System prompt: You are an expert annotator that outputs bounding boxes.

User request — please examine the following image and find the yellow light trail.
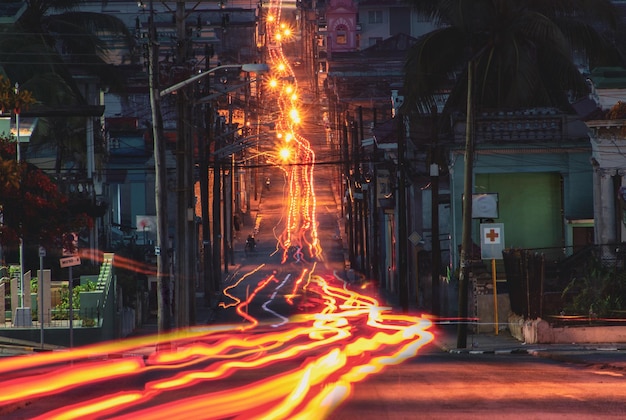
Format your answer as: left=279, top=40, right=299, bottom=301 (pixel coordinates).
left=0, top=2, right=436, bottom=418
left=0, top=269, right=433, bottom=419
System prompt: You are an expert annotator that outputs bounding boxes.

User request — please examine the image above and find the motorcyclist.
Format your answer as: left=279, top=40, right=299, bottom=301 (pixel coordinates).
left=246, top=235, right=256, bottom=250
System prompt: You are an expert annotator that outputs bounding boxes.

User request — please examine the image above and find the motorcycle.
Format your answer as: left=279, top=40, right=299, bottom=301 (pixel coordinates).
left=245, top=236, right=256, bottom=256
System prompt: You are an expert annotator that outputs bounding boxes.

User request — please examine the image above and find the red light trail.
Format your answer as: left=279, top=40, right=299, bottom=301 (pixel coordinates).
left=0, top=2, right=434, bottom=418
left=0, top=270, right=433, bottom=419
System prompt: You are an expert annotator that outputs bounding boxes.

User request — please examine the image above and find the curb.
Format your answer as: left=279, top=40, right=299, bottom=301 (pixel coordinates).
left=448, top=348, right=530, bottom=355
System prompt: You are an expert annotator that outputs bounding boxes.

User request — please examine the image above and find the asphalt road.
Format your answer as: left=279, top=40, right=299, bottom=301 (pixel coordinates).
left=331, top=349, right=626, bottom=419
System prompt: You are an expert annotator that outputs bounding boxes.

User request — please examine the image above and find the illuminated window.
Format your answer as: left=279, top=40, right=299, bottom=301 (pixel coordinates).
left=336, top=24, right=347, bottom=45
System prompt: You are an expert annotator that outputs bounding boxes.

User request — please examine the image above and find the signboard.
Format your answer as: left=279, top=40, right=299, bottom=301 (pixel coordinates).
left=408, top=232, right=422, bottom=246
left=60, top=256, right=81, bottom=268
left=480, top=223, right=504, bottom=260
left=472, top=193, right=499, bottom=219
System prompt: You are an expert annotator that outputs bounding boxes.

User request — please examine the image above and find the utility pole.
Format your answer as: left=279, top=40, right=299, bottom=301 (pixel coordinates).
left=458, top=60, right=475, bottom=348
left=148, top=0, right=172, bottom=333
left=343, top=115, right=354, bottom=267
left=430, top=106, right=441, bottom=316
left=174, top=1, right=193, bottom=327
left=358, top=107, right=368, bottom=275
left=200, top=50, right=214, bottom=310
left=397, top=114, right=409, bottom=313
left=213, top=115, right=223, bottom=297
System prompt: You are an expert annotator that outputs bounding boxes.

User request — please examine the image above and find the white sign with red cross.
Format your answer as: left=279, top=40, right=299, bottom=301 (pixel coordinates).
left=480, top=223, right=504, bottom=260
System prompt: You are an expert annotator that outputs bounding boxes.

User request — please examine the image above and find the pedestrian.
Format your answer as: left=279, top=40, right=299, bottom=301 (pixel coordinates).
left=265, top=177, right=271, bottom=191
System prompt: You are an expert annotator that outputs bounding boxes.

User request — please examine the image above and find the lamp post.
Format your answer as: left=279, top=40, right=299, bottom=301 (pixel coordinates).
left=156, top=61, right=268, bottom=327
left=159, top=64, right=269, bottom=98
left=148, top=0, right=172, bottom=333
left=15, top=84, right=24, bottom=313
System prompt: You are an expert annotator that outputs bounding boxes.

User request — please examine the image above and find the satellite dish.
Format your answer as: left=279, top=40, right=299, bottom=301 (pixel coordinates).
left=472, top=193, right=498, bottom=219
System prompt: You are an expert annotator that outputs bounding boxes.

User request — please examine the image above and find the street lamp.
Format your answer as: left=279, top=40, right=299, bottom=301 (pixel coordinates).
left=160, top=63, right=269, bottom=97
left=155, top=61, right=269, bottom=328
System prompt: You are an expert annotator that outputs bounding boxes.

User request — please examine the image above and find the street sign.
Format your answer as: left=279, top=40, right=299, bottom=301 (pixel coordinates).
left=60, top=256, right=81, bottom=268
left=480, top=223, right=504, bottom=260
left=408, top=232, right=422, bottom=246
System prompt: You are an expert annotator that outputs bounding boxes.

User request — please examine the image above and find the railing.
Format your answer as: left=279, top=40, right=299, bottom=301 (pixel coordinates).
left=502, top=244, right=626, bottom=323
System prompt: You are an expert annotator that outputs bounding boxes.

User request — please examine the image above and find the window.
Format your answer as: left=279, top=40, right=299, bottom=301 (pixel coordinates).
left=335, top=24, right=347, bottom=45
left=368, top=10, right=383, bottom=24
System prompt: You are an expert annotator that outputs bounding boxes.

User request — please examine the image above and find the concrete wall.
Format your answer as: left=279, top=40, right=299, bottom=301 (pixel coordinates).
left=509, top=315, right=626, bottom=344
left=474, top=292, right=511, bottom=334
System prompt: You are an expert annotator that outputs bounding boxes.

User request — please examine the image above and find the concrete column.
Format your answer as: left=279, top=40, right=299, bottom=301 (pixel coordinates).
left=10, top=277, right=17, bottom=321
left=23, top=271, right=31, bottom=308
left=614, top=169, right=626, bottom=242
left=37, top=269, right=51, bottom=325
left=598, top=168, right=616, bottom=245
left=0, top=283, right=5, bottom=324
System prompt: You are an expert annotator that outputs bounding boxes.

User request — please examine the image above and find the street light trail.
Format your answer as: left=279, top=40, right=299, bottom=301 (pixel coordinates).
left=0, top=2, right=435, bottom=418
left=0, top=267, right=433, bottom=419
left=264, top=2, right=321, bottom=263
left=262, top=273, right=292, bottom=327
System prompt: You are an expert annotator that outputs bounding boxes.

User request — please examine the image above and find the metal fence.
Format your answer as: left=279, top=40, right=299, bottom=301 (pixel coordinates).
left=2, top=307, right=102, bottom=328
left=503, top=244, right=626, bottom=322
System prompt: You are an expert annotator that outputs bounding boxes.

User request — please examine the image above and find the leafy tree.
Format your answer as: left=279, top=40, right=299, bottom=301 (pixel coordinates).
left=607, top=100, right=626, bottom=120
left=0, top=0, right=136, bottom=173
left=0, top=76, right=92, bottom=252
left=52, top=280, right=97, bottom=321
left=403, top=0, right=622, bottom=116
left=1, top=0, right=136, bottom=94
left=0, top=137, right=93, bottom=251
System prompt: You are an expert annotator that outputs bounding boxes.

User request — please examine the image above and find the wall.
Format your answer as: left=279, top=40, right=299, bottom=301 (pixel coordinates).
left=476, top=172, right=562, bottom=250
left=510, top=316, right=626, bottom=344
left=449, top=145, right=593, bottom=268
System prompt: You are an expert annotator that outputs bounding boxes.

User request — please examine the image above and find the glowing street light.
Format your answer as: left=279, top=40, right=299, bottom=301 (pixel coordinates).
left=278, top=146, right=292, bottom=161
left=289, top=108, right=300, bottom=124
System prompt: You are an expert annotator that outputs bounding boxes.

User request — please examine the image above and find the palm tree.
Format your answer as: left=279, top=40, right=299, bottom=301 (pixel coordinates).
left=5, top=0, right=136, bottom=93
left=0, top=0, right=136, bottom=173
left=402, top=0, right=623, bottom=347
left=403, top=0, right=621, bottom=116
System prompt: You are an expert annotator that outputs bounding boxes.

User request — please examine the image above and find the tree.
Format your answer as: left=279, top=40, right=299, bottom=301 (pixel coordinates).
left=0, top=0, right=136, bottom=173
left=0, top=137, right=92, bottom=246
left=402, top=0, right=622, bottom=348
left=2, top=0, right=136, bottom=94
left=0, top=79, right=91, bottom=262
left=403, top=0, right=621, bottom=116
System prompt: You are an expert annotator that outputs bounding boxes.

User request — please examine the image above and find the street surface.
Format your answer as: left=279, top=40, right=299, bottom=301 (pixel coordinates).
left=333, top=349, right=626, bottom=419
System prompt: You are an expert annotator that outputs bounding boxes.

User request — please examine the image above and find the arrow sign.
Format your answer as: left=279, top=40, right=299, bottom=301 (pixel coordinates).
left=60, top=256, right=81, bottom=268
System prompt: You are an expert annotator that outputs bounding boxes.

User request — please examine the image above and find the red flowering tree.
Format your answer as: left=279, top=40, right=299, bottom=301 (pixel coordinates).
left=0, top=77, right=92, bottom=254
left=0, top=139, right=93, bottom=252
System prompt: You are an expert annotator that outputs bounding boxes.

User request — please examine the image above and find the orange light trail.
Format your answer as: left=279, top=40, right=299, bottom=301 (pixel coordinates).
left=0, top=2, right=435, bottom=418
left=0, top=268, right=433, bottom=419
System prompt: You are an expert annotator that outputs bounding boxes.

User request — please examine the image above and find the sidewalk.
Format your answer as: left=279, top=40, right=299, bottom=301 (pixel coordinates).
left=431, top=323, right=626, bottom=370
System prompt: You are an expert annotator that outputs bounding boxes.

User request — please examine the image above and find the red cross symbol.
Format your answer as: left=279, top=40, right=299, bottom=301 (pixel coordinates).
left=485, top=229, right=499, bottom=243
